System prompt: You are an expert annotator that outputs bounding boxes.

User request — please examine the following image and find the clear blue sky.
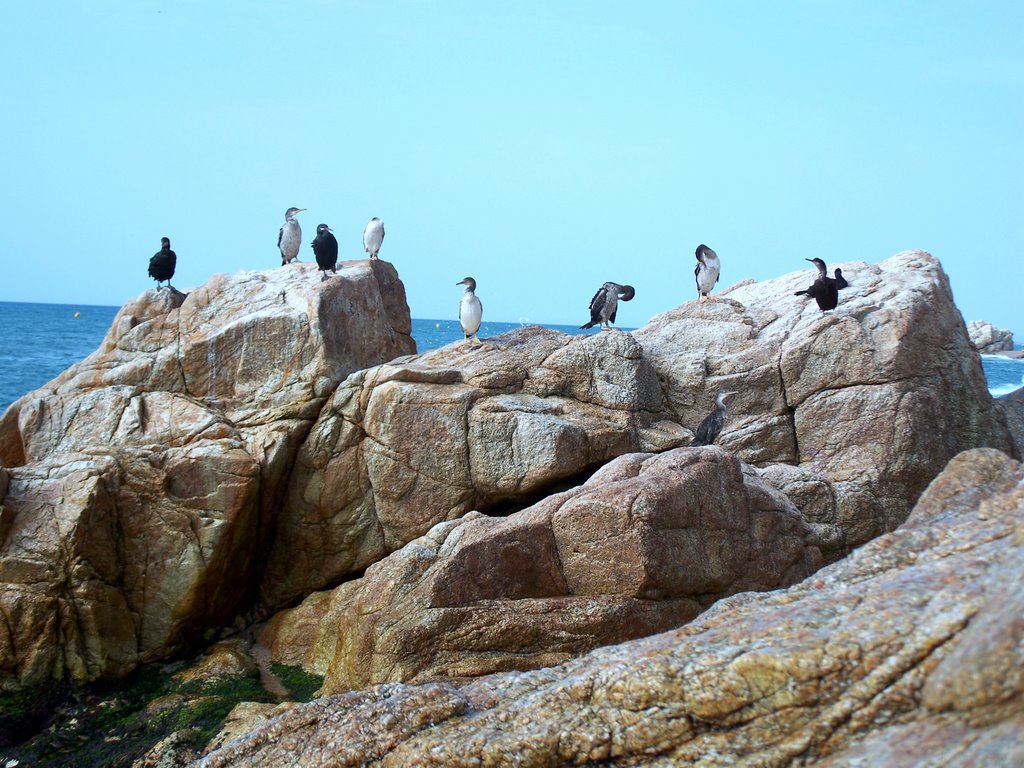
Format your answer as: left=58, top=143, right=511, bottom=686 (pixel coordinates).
left=2, top=2, right=1021, bottom=331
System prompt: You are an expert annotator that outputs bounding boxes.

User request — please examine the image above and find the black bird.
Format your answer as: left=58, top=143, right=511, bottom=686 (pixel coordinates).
left=832, top=268, right=849, bottom=290
left=311, top=224, right=339, bottom=281
left=794, top=258, right=839, bottom=311
left=691, top=391, right=738, bottom=446
left=148, top=237, right=176, bottom=289
left=581, top=282, right=636, bottom=330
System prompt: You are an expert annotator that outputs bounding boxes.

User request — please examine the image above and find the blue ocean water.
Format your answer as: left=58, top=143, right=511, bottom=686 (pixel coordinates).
left=0, top=301, right=1021, bottom=414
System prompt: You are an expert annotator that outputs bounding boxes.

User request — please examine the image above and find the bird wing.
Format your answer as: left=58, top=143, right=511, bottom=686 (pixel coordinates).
left=587, top=286, right=607, bottom=325
left=278, top=226, right=284, bottom=249
left=694, top=263, right=701, bottom=288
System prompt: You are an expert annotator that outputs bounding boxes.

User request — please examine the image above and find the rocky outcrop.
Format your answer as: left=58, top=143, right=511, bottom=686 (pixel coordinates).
left=198, top=448, right=1024, bottom=767
left=637, top=251, right=1014, bottom=549
left=967, top=319, right=1014, bottom=353
left=997, top=387, right=1024, bottom=459
left=258, top=328, right=687, bottom=609
left=0, top=261, right=414, bottom=687
left=263, top=447, right=822, bottom=691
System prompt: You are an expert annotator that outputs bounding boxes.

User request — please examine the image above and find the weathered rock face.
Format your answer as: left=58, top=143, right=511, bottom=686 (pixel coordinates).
left=967, top=318, right=1014, bottom=353
left=997, top=387, right=1024, bottom=460
left=636, top=250, right=1015, bottom=549
left=197, top=448, right=1024, bottom=767
left=264, top=447, right=822, bottom=692
left=0, top=261, right=414, bottom=687
left=258, top=328, right=688, bottom=609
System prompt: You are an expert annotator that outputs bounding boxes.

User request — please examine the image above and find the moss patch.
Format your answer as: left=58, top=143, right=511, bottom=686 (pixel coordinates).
left=270, top=662, right=324, bottom=702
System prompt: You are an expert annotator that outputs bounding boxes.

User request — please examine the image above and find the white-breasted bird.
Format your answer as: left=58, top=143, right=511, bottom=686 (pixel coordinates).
left=456, top=276, right=483, bottom=342
left=691, top=391, right=738, bottom=446
left=694, top=244, right=721, bottom=302
left=363, top=217, right=385, bottom=259
left=581, top=282, right=635, bottom=330
left=278, top=207, right=305, bottom=265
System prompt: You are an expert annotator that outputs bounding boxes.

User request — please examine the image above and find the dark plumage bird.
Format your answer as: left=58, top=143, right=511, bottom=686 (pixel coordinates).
left=311, top=224, right=339, bottom=281
left=694, top=244, right=721, bottom=302
left=794, top=258, right=839, bottom=311
left=832, top=268, right=849, bottom=290
left=148, top=237, right=176, bottom=289
left=691, top=391, right=738, bottom=446
left=581, top=282, right=636, bottom=330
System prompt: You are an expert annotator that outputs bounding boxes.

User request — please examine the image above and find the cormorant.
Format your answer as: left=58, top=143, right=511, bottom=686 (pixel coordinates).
left=311, top=224, right=339, bottom=281
left=694, top=244, right=721, bottom=302
left=832, top=268, right=849, bottom=290
left=794, top=258, right=839, bottom=311
left=148, top=237, right=176, bottom=289
left=691, top=391, right=738, bottom=446
left=363, top=217, right=385, bottom=259
left=581, top=282, right=635, bottom=330
left=457, top=276, right=483, bottom=342
left=278, top=207, right=305, bottom=265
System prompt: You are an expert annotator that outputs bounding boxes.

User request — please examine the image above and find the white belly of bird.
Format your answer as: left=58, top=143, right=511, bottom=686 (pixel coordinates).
left=280, top=223, right=301, bottom=261
left=364, top=223, right=384, bottom=256
left=697, top=261, right=720, bottom=294
left=460, top=294, right=483, bottom=337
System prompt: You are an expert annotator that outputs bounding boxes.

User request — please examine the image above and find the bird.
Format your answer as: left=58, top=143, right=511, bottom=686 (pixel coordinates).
left=691, top=391, right=738, bottom=446
left=311, top=224, right=339, bottom=281
left=832, top=268, right=849, bottom=290
left=363, top=217, right=385, bottom=259
left=694, top=244, right=721, bottom=302
left=456, top=277, right=483, bottom=342
left=148, top=237, right=177, bottom=289
left=278, top=207, right=305, bottom=265
left=580, top=282, right=636, bottom=330
left=794, top=258, right=839, bottom=311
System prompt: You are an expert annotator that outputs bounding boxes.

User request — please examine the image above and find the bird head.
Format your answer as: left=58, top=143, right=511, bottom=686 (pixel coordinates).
left=695, top=244, right=717, bottom=263
left=716, top=390, right=739, bottom=407
left=316, top=224, right=332, bottom=234
left=457, top=277, right=477, bottom=290
left=617, top=285, right=636, bottom=301
left=160, top=237, right=171, bottom=249
left=285, top=207, right=306, bottom=219
left=805, top=257, right=827, bottom=274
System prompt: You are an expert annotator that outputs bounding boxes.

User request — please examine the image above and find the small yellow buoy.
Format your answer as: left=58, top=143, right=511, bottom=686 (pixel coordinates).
left=74, top=311, right=81, bottom=318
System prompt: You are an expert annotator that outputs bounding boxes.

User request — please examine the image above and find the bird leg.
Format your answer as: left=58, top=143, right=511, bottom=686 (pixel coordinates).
left=321, top=272, right=328, bottom=282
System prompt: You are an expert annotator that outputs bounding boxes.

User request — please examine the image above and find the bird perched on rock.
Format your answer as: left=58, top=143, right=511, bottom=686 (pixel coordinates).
left=832, top=267, right=849, bottom=290
left=794, top=258, right=839, bottom=312
left=278, top=207, right=305, bottom=265
left=456, top=276, right=483, bottom=342
left=311, top=224, right=339, bottom=281
left=363, top=217, right=385, bottom=259
left=148, top=237, right=177, bottom=289
left=691, top=391, right=738, bottom=446
left=581, top=282, right=635, bottom=330
left=694, top=244, right=721, bottom=302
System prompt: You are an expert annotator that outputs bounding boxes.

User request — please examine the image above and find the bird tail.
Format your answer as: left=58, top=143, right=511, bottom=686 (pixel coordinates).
left=794, top=290, right=809, bottom=296
left=580, top=321, right=596, bottom=330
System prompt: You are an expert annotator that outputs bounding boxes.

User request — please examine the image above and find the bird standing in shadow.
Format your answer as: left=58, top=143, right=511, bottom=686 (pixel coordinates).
left=311, top=224, right=339, bottom=281
left=794, top=258, right=839, bottom=311
left=148, top=237, right=177, bottom=290
left=581, top=282, right=636, bottom=330
left=691, top=391, right=738, bottom=446
left=457, top=277, right=483, bottom=343
left=694, top=244, right=721, bottom=302
left=363, top=217, right=385, bottom=260
left=278, top=207, right=305, bottom=265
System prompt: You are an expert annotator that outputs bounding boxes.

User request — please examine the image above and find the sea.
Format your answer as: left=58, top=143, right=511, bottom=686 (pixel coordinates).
left=1, top=300, right=1022, bottom=414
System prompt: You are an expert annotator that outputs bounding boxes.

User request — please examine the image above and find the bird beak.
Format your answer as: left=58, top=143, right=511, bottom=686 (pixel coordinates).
left=805, top=258, right=813, bottom=263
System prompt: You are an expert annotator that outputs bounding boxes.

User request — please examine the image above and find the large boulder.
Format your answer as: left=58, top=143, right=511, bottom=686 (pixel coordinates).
left=198, top=448, right=1024, bottom=767
left=258, top=328, right=687, bottom=609
left=967, top=319, right=1014, bottom=353
left=264, top=446, right=822, bottom=691
left=0, top=261, right=414, bottom=687
left=636, top=250, right=1014, bottom=549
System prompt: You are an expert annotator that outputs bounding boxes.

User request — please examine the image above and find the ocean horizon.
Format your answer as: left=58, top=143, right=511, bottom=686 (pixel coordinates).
left=1, top=300, right=1021, bottom=414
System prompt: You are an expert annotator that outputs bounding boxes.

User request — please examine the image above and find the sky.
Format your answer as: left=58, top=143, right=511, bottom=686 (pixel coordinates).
left=1, top=1, right=1022, bottom=331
